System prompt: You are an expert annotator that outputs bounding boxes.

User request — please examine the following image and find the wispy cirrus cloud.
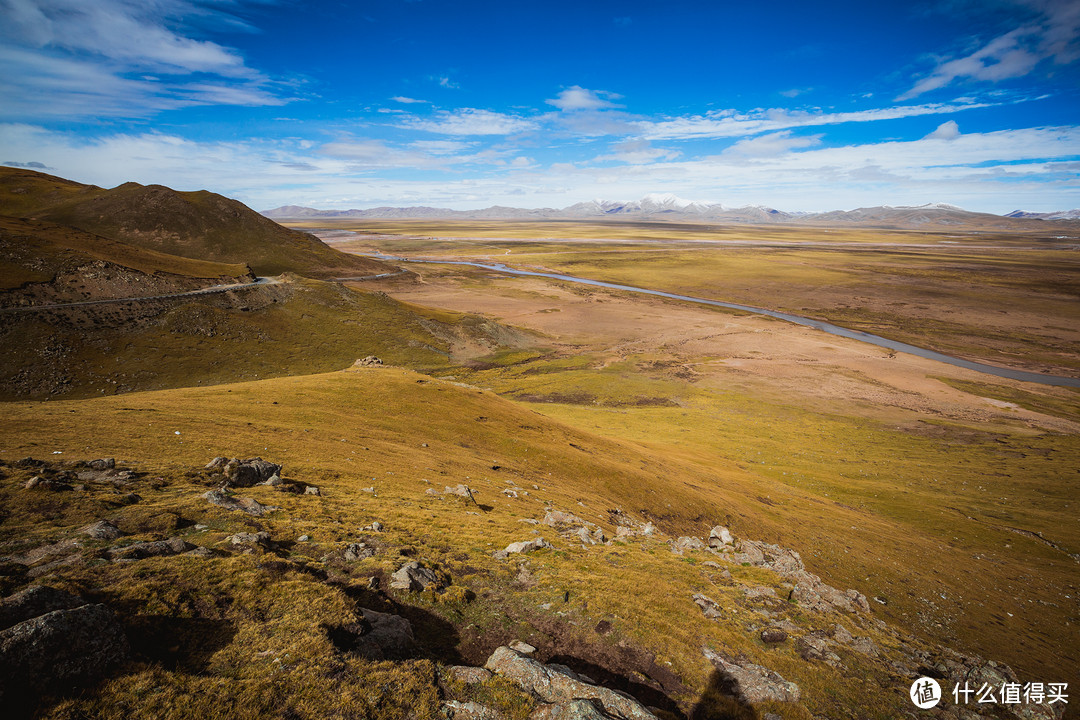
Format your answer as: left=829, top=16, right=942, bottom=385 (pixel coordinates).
left=0, top=0, right=286, bottom=119
left=401, top=108, right=537, bottom=135
left=637, top=100, right=1000, bottom=140
left=899, top=0, right=1080, bottom=99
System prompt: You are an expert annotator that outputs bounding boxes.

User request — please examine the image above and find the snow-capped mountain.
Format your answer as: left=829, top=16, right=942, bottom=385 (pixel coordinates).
left=1005, top=209, right=1080, bottom=220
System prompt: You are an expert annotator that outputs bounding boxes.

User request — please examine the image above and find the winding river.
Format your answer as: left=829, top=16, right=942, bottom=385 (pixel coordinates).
left=372, top=253, right=1080, bottom=389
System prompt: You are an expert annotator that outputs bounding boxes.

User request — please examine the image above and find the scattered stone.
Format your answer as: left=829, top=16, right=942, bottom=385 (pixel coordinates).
left=505, top=538, right=553, bottom=555
left=183, top=546, right=213, bottom=558
left=24, top=476, right=72, bottom=491
left=78, top=520, right=123, bottom=540
left=298, top=534, right=311, bottom=542
left=671, top=536, right=706, bottom=553
left=426, top=488, right=442, bottom=496
left=87, top=458, right=115, bottom=471
left=389, top=561, right=443, bottom=592
left=353, top=356, right=383, bottom=367
left=692, top=593, right=723, bottom=619
left=0, top=586, right=85, bottom=631
left=304, top=485, right=321, bottom=496
left=509, top=640, right=537, bottom=655
left=112, top=491, right=141, bottom=505
left=205, top=457, right=229, bottom=470
left=503, top=488, right=519, bottom=498
left=760, top=628, right=788, bottom=644
left=344, top=543, right=375, bottom=561
left=259, top=474, right=282, bottom=487
left=14, top=457, right=44, bottom=469
left=444, top=665, right=493, bottom=684
left=542, top=510, right=586, bottom=527
left=708, top=525, right=733, bottom=548
left=485, top=646, right=657, bottom=720
left=702, top=647, right=800, bottom=704
left=445, top=484, right=478, bottom=503
left=367, top=576, right=379, bottom=590
left=0, top=603, right=129, bottom=698
left=106, top=536, right=193, bottom=561
left=370, top=521, right=383, bottom=532
left=362, top=487, right=376, bottom=494
left=202, top=490, right=277, bottom=517
left=225, top=531, right=272, bottom=548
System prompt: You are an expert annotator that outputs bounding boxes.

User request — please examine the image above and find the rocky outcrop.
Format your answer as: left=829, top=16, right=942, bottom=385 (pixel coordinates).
left=0, top=600, right=129, bottom=700
left=484, top=645, right=658, bottom=720
left=353, top=356, right=384, bottom=367
left=732, top=540, right=868, bottom=614
left=0, top=585, right=86, bottom=630
left=702, top=647, right=800, bottom=704
left=79, top=520, right=123, bottom=540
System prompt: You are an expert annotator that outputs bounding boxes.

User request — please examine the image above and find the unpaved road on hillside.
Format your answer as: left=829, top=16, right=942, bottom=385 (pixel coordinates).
left=0, top=276, right=282, bottom=313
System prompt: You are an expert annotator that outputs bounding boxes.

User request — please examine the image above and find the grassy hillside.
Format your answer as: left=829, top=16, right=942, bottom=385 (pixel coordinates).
left=0, top=368, right=1043, bottom=720
left=0, top=274, right=532, bottom=400
left=0, top=167, right=390, bottom=278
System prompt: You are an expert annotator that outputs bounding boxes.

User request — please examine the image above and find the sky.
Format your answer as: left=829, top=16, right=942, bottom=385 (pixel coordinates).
left=0, top=0, right=1078, bottom=213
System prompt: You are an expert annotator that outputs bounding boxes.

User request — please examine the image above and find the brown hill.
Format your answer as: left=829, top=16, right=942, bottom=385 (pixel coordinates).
left=0, top=167, right=392, bottom=278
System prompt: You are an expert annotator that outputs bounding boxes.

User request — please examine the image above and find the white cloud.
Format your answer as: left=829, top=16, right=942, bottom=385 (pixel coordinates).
left=546, top=86, right=623, bottom=111
left=0, top=0, right=284, bottom=119
left=722, top=131, right=822, bottom=157
left=410, top=139, right=475, bottom=155
left=433, top=75, right=460, bottom=89
left=925, top=120, right=961, bottom=140
left=638, top=101, right=996, bottom=140
left=392, top=96, right=429, bottom=104
left=401, top=108, right=537, bottom=135
left=598, top=139, right=680, bottom=164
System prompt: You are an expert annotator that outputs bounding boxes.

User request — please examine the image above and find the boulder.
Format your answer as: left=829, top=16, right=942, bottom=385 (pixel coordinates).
left=708, top=526, right=733, bottom=548
left=202, top=490, right=277, bottom=517
left=509, top=640, right=537, bottom=655
left=354, top=356, right=383, bottom=367
left=24, top=476, right=72, bottom=491
left=355, top=607, right=414, bottom=659
left=0, top=586, right=86, bottom=630
left=389, top=561, right=443, bottom=592
left=79, top=520, right=123, bottom=540
left=505, top=538, right=552, bottom=555
left=702, top=647, right=800, bottom=704
left=484, top=646, right=657, bottom=720
left=796, top=634, right=841, bottom=666
left=225, top=531, right=272, bottom=548
left=227, top=458, right=282, bottom=488
left=87, top=458, right=115, bottom=471
left=0, top=603, right=129, bottom=699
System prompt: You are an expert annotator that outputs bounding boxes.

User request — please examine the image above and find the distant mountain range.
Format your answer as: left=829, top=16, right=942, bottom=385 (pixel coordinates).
left=263, top=194, right=1080, bottom=228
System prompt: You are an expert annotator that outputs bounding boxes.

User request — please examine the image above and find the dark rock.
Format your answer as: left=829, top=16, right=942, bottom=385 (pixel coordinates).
left=0, top=585, right=85, bottom=631
left=25, top=476, right=72, bottom=491
left=356, top=608, right=414, bottom=659
left=14, top=457, right=44, bottom=469
left=107, top=536, right=193, bottom=561
left=87, top=458, right=115, bottom=471
left=0, top=603, right=129, bottom=700
left=228, top=458, right=282, bottom=488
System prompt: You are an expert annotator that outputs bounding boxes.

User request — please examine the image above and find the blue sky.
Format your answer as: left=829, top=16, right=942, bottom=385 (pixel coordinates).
left=0, top=0, right=1078, bottom=212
